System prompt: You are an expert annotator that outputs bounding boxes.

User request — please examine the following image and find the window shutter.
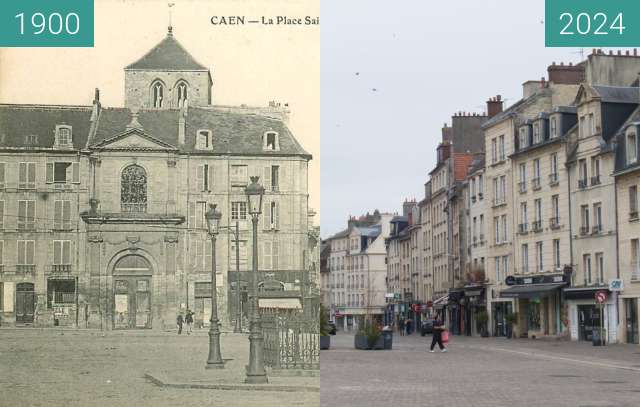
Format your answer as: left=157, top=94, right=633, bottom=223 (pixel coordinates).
left=274, top=201, right=279, bottom=229
left=196, top=165, right=204, bottom=192
left=63, top=200, right=71, bottom=229
left=0, top=201, right=4, bottom=229
left=263, top=201, right=270, bottom=231
left=263, top=241, right=272, bottom=270
left=45, top=163, right=53, bottom=184
left=19, top=163, right=26, bottom=186
left=208, top=164, right=214, bottom=192
left=188, top=202, right=196, bottom=228
left=28, top=201, right=35, bottom=226
left=63, top=242, right=71, bottom=265
left=28, top=163, right=36, bottom=186
left=72, top=162, right=80, bottom=183
left=54, top=200, right=62, bottom=229
left=27, top=241, right=34, bottom=265
left=263, top=167, right=271, bottom=192
left=0, top=163, right=5, bottom=186
left=17, top=241, right=24, bottom=265
left=54, top=241, right=61, bottom=265
left=273, top=241, right=279, bottom=270
left=278, top=166, right=284, bottom=191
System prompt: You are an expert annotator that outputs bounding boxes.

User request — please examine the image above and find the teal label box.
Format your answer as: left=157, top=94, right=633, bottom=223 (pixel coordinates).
left=0, top=0, right=94, bottom=47
left=546, top=0, right=640, bottom=47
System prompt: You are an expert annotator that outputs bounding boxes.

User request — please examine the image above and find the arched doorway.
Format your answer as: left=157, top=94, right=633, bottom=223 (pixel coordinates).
left=113, top=255, right=152, bottom=329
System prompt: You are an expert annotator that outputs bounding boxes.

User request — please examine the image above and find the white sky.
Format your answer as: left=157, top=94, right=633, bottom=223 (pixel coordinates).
left=321, top=0, right=589, bottom=236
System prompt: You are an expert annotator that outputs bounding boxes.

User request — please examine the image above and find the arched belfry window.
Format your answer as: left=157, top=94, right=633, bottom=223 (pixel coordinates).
left=176, top=81, right=188, bottom=108
left=121, top=165, right=147, bottom=213
left=151, top=81, right=164, bottom=108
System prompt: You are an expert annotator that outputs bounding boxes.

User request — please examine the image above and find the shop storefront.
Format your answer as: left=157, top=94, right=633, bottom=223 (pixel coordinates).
left=448, top=289, right=464, bottom=335
left=500, top=274, right=568, bottom=338
left=564, top=287, right=617, bottom=344
left=463, top=285, right=485, bottom=336
left=491, top=300, right=513, bottom=337
left=622, top=297, right=639, bottom=344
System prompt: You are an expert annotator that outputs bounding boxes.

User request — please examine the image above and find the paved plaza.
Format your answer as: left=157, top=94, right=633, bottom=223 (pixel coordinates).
left=0, top=328, right=319, bottom=407
left=320, top=332, right=640, bottom=407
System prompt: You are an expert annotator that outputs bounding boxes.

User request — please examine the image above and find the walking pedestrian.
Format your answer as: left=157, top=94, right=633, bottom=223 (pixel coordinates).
left=429, top=315, right=447, bottom=353
left=176, top=313, right=184, bottom=335
left=397, top=317, right=405, bottom=336
left=185, top=309, right=194, bottom=335
left=405, top=318, right=412, bottom=335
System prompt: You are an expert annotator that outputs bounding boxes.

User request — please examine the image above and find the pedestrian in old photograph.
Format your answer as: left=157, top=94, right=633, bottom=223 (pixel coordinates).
left=397, top=317, right=405, bottom=336
left=185, top=309, right=194, bottom=335
left=429, top=315, right=447, bottom=353
left=176, top=313, right=184, bottom=335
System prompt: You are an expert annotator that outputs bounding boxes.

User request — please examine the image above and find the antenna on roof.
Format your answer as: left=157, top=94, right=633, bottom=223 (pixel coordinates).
left=168, top=3, right=175, bottom=35
left=570, top=48, right=585, bottom=60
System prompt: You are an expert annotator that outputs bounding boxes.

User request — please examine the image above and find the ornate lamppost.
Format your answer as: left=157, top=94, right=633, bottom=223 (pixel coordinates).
left=245, top=176, right=267, bottom=384
left=204, top=204, right=224, bottom=369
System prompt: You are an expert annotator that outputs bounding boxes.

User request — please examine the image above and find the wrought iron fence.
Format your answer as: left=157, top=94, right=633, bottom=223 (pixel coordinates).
left=261, top=308, right=319, bottom=370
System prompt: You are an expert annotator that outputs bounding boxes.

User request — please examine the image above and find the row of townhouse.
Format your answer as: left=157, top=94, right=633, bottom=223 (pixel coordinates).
left=382, top=49, right=640, bottom=345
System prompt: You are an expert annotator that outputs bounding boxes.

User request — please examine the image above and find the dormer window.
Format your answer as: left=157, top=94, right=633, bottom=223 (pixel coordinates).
left=151, top=80, right=164, bottom=108
left=24, top=134, right=38, bottom=146
left=627, top=130, right=638, bottom=164
left=196, top=130, right=213, bottom=150
left=533, top=123, right=541, bottom=144
left=55, top=125, right=73, bottom=147
left=263, top=131, right=280, bottom=151
left=550, top=116, right=557, bottom=139
left=519, top=127, right=529, bottom=149
left=176, top=80, right=188, bottom=108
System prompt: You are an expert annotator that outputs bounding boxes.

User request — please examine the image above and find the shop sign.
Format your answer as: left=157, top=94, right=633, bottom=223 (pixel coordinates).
left=385, top=293, right=395, bottom=299
left=608, top=279, right=623, bottom=292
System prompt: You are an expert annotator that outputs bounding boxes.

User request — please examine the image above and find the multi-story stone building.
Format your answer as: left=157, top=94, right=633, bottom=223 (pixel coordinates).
left=326, top=211, right=391, bottom=331
left=613, top=104, right=640, bottom=345
left=0, top=27, right=313, bottom=329
left=418, top=181, right=433, bottom=308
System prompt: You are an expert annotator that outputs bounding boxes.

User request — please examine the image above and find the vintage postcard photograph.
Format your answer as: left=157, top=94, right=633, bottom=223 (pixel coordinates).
left=0, top=0, right=319, bottom=406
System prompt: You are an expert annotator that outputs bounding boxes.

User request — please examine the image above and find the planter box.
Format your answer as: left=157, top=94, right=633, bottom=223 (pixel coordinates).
left=320, top=335, right=330, bottom=350
left=354, top=334, right=384, bottom=350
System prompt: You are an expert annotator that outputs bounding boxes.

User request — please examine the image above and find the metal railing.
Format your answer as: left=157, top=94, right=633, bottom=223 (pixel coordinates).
left=532, top=178, right=541, bottom=190
left=591, top=175, right=601, bottom=186
left=121, top=203, right=147, bottom=213
left=578, top=179, right=588, bottom=189
left=549, top=173, right=559, bottom=185
left=580, top=226, right=589, bottom=235
left=518, top=223, right=528, bottom=234
left=518, top=181, right=527, bottom=193
left=532, top=220, right=542, bottom=232
left=261, top=308, right=319, bottom=370
left=17, top=265, right=36, bottom=273
left=549, top=217, right=560, bottom=229
left=592, top=225, right=602, bottom=234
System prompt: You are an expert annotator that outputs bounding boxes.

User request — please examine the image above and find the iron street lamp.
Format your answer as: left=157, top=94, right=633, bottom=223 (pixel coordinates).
left=245, top=176, right=267, bottom=384
left=204, top=203, right=224, bottom=369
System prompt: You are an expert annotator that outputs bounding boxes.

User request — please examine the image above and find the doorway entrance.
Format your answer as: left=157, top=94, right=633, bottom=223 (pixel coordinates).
left=577, top=304, right=600, bottom=341
left=113, top=255, right=152, bottom=329
left=16, top=283, right=35, bottom=324
left=625, top=298, right=639, bottom=344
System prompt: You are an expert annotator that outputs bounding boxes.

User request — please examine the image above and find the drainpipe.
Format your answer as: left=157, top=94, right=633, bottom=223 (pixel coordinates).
left=614, top=174, right=620, bottom=335
left=565, top=149, right=573, bottom=336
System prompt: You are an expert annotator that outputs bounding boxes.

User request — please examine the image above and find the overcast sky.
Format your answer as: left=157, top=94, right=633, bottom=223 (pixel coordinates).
left=321, top=0, right=589, bottom=237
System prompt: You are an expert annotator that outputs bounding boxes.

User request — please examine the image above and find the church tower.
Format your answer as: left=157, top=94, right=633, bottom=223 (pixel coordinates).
left=124, top=26, right=212, bottom=109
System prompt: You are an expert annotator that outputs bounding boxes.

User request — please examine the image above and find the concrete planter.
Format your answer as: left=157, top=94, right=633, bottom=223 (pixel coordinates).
left=320, top=335, right=331, bottom=350
left=354, top=334, right=384, bottom=350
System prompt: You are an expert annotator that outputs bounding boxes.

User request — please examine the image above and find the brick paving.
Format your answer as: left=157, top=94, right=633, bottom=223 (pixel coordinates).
left=0, top=328, right=319, bottom=407
left=320, top=332, right=640, bottom=407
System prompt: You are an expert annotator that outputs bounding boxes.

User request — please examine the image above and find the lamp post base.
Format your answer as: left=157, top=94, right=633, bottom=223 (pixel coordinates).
left=205, top=362, right=225, bottom=370
left=244, top=371, right=268, bottom=384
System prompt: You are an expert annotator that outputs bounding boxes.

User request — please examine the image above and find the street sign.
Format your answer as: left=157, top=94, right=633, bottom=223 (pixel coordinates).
left=609, top=279, right=624, bottom=292
left=595, top=290, right=608, bottom=304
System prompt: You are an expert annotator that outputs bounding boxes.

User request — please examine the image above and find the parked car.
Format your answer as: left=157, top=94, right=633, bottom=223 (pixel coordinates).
left=421, top=319, right=435, bottom=336
left=327, top=321, right=337, bottom=335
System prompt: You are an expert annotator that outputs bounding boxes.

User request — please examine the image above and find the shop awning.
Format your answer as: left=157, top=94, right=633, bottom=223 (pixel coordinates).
left=432, top=294, right=449, bottom=309
left=258, top=298, right=302, bottom=309
left=500, top=283, right=566, bottom=299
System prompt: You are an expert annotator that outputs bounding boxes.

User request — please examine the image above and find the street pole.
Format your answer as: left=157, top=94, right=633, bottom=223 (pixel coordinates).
left=246, top=214, right=267, bottom=383
left=205, top=228, right=224, bottom=369
left=234, top=221, right=242, bottom=333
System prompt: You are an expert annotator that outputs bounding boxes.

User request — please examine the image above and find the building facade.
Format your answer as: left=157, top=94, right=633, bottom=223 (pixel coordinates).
left=0, top=28, right=313, bottom=330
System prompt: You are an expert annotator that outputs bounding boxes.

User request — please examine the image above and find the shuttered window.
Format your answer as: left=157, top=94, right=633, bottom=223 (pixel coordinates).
left=18, top=200, right=36, bottom=230
left=53, top=240, right=71, bottom=265
left=54, top=200, right=72, bottom=230
left=17, top=240, right=35, bottom=265
left=19, top=162, right=36, bottom=189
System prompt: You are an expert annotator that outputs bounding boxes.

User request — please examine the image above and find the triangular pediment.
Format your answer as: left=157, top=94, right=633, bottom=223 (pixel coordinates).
left=574, top=84, right=598, bottom=106
left=92, top=128, right=177, bottom=151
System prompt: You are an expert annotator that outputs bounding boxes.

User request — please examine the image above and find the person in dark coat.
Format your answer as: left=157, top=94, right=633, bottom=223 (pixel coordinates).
left=185, top=309, right=194, bottom=335
left=397, top=317, right=405, bottom=336
left=429, top=315, right=447, bottom=352
left=176, top=313, right=184, bottom=335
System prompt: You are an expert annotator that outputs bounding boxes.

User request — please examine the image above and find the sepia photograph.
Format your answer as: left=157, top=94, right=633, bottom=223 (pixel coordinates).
left=0, top=0, right=319, bottom=406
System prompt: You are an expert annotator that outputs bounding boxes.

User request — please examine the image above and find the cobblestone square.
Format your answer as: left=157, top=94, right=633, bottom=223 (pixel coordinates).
left=320, top=332, right=640, bottom=407
left=0, top=328, right=319, bottom=407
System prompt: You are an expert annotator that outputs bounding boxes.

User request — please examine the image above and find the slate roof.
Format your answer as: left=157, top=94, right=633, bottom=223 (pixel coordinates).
left=482, top=90, right=550, bottom=129
left=613, top=105, right=640, bottom=174
left=125, top=30, right=208, bottom=71
left=0, top=104, right=93, bottom=150
left=592, top=85, right=640, bottom=104
left=90, top=107, right=310, bottom=157
left=354, top=226, right=381, bottom=238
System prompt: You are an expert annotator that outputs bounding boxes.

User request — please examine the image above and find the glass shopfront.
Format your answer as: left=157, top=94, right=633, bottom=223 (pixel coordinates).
left=577, top=304, right=600, bottom=341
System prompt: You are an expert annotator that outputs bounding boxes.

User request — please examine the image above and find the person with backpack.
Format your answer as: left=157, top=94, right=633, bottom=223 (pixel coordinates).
left=429, top=314, right=448, bottom=353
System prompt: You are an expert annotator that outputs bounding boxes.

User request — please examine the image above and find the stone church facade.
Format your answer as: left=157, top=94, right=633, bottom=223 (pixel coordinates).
left=0, top=28, right=313, bottom=330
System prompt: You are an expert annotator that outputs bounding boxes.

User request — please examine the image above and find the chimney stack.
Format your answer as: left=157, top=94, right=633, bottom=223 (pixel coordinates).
left=486, top=95, right=503, bottom=118
left=547, top=62, right=585, bottom=85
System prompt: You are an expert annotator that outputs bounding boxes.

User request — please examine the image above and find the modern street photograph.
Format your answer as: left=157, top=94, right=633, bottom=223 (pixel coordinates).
left=320, top=1, right=640, bottom=406
left=0, top=0, right=320, bottom=406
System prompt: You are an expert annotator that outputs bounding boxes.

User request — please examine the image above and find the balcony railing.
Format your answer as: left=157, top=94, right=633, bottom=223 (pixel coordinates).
left=532, top=178, right=541, bottom=190
left=17, top=265, right=36, bottom=273
left=549, top=217, right=560, bottom=229
left=630, top=211, right=639, bottom=221
left=478, top=192, right=483, bottom=200
left=578, top=179, right=588, bottom=189
left=48, top=264, right=72, bottom=273
left=591, top=175, right=601, bottom=186
left=518, top=181, right=527, bottom=193
left=121, top=203, right=147, bottom=213
left=518, top=223, right=528, bottom=234
left=549, top=173, right=559, bottom=185
left=592, top=224, right=602, bottom=234
left=579, top=226, right=589, bottom=235
left=631, top=267, right=640, bottom=281
left=471, top=196, right=477, bottom=203
left=479, top=234, right=485, bottom=242
left=531, top=220, right=542, bottom=232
